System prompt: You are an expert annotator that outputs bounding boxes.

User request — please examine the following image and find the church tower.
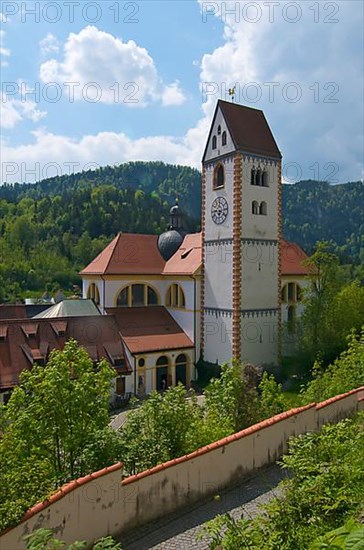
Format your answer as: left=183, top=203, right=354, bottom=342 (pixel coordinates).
left=201, top=100, right=282, bottom=366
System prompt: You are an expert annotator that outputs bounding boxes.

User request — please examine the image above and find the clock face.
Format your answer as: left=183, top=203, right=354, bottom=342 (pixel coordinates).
left=211, top=196, right=228, bottom=225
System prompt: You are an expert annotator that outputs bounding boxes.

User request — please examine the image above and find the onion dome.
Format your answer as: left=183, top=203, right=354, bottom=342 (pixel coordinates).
left=158, top=199, right=186, bottom=261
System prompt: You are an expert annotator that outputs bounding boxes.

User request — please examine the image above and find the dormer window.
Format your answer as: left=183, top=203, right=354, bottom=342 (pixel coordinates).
left=222, top=131, right=227, bottom=146
left=212, top=135, right=217, bottom=150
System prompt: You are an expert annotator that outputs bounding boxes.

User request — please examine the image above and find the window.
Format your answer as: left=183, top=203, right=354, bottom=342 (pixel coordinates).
left=213, top=164, right=225, bottom=189
left=256, top=169, right=262, bottom=186
left=156, top=355, right=169, bottom=391
left=132, top=284, right=144, bottom=306
left=116, top=284, right=159, bottom=307
left=87, top=283, right=100, bottom=305
left=250, top=169, right=256, bottom=186
left=212, top=135, right=217, bottom=150
left=148, top=285, right=158, bottom=305
left=176, top=354, right=187, bottom=386
left=138, top=358, right=145, bottom=367
left=252, top=201, right=259, bottom=215
left=262, top=171, right=269, bottom=186
left=166, top=284, right=186, bottom=308
left=281, top=286, right=287, bottom=303
left=115, top=377, right=125, bottom=396
left=259, top=201, right=267, bottom=215
left=222, top=131, right=227, bottom=146
left=117, top=287, right=128, bottom=307
left=281, top=283, right=302, bottom=304
left=217, top=125, right=221, bottom=135
left=288, top=282, right=295, bottom=302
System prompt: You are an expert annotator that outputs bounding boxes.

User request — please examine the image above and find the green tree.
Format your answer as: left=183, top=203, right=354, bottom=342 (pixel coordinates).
left=300, top=241, right=341, bottom=362
left=204, top=361, right=260, bottom=433
left=119, top=385, right=206, bottom=475
left=0, top=340, right=121, bottom=530
left=302, top=326, right=364, bottom=403
left=258, top=372, right=287, bottom=420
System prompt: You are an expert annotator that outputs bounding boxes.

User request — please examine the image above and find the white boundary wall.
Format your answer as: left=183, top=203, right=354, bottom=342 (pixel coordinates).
left=1, top=387, right=363, bottom=550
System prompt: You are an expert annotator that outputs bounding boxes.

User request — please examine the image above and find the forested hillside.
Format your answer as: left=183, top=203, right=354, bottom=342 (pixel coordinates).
left=282, top=180, right=364, bottom=264
left=0, top=162, right=362, bottom=302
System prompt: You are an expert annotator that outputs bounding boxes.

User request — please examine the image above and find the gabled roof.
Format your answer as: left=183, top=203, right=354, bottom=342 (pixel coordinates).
left=281, top=240, right=312, bottom=276
left=80, top=233, right=166, bottom=276
left=80, top=233, right=202, bottom=276
left=203, top=100, right=282, bottom=162
left=106, top=306, right=194, bottom=354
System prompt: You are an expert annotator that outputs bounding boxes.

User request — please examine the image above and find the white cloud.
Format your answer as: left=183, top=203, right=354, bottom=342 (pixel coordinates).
left=39, top=33, right=59, bottom=55
left=0, top=29, right=10, bottom=66
left=0, top=127, right=203, bottom=183
left=161, top=81, right=186, bottom=106
left=196, top=0, right=363, bottom=182
left=0, top=94, right=47, bottom=129
left=2, top=2, right=362, bottom=184
left=39, top=26, right=186, bottom=108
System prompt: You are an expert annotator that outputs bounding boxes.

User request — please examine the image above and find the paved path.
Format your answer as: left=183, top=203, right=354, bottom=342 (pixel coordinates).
left=119, top=464, right=286, bottom=550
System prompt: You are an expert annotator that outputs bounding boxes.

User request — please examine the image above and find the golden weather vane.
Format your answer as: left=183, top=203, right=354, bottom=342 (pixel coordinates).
left=228, top=86, right=236, bottom=103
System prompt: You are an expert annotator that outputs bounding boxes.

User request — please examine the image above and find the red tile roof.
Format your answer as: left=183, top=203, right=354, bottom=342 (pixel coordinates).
left=80, top=232, right=202, bottom=276
left=106, top=306, right=194, bottom=354
left=281, top=239, right=312, bottom=276
left=80, top=233, right=166, bottom=275
left=81, top=232, right=310, bottom=277
left=163, top=233, right=202, bottom=275
left=0, top=316, right=130, bottom=391
left=203, top=100, right=282, bottom=161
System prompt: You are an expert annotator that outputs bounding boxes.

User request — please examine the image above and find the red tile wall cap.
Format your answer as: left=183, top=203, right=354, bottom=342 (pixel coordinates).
left=122, top=403, right=316, bottom=486
left=0, top=463, right=123, bottom=535
left=316, top=388, right=362, bottom=410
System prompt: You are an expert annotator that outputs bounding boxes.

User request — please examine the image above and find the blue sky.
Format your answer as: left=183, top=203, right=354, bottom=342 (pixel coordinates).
left=1, top=0, right=363, bottom=183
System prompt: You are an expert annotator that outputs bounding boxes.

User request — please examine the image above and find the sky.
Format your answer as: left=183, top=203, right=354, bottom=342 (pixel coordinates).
left=1, top=0, right=363, bottom=184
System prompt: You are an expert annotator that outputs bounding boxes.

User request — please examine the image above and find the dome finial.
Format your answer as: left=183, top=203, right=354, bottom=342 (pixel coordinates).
left=169, top=199, right=183, bottom=231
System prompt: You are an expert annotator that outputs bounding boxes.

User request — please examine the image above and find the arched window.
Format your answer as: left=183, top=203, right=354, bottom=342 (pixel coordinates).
left=156, top=355, right=169, bottom=391
left=262, top=171, right=269, bottom=187
left=116, top=284, right=159, bottom=307
left=287, top=305, right=296, bottom=334
left=217, top=125, right=221, bottom=135
left=213, top=164, right=225, bottom=189
left=281, top=286, right=287, bottom=303
left=259, top=201, right=267, bottom=215
left=250, top=169, right=256, bottom=186
left=87, top=283, right=100, bottom=305
left=282, top=283, right=302, bottom=304
left=166, top=284, right=186, bottom=308
left=212, top=136, right=217, bottom=150
left=117, top=287, right=128, bottom=307
left=288, top=282, right=295, bottom=302
left=252, top=201, right=259, bottom=215
left=175, top=354, right=188, bottom=386
left=222, top=131, right=227, bottom=146
left=256, top=169, right=262, bottom=186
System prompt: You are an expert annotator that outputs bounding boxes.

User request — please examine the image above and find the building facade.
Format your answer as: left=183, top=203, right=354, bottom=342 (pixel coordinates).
left=0, top=101, right=312, bottom=401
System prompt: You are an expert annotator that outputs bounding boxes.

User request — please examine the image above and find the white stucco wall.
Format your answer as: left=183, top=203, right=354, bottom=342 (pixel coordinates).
left=204, top=314, right=233, bottom=365
left=204, top=106, right=236, bottom=163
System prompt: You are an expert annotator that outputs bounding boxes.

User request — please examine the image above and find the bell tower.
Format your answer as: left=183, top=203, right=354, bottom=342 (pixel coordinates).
left=201, top=100, right=282, bottom=366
